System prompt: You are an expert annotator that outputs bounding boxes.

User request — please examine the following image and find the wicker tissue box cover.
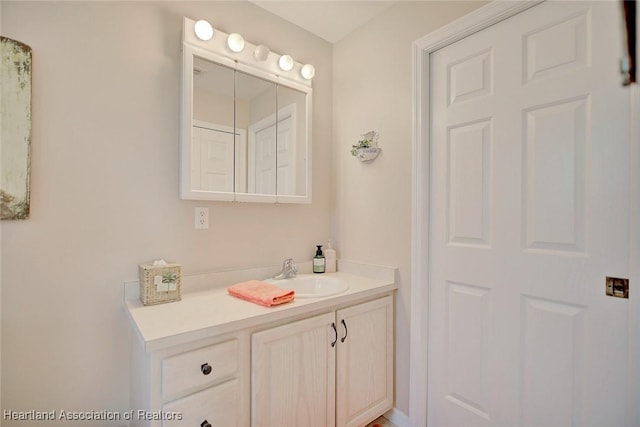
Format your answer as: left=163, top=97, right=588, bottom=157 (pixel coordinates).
left=138, top=261, right=181, bottom=306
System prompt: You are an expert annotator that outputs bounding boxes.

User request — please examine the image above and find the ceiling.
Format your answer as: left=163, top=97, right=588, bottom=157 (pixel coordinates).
left=248, top=1, right=398, bottom=44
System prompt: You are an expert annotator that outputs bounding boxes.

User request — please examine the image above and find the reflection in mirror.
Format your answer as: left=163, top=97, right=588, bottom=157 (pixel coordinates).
left=192, top=56, right=236, bottom=193
left=236, top=71, right=277, bottom=196
left=181, top=17, right=313, bottom=203
left=277, top=85, right=307, bottom=197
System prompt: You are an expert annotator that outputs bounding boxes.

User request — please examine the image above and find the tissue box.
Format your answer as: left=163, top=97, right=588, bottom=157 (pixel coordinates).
left=138, top=261, right=182, bottom=306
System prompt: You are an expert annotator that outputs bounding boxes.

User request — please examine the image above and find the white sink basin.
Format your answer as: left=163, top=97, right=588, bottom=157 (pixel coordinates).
left=265, top=274, right=349, bottom=298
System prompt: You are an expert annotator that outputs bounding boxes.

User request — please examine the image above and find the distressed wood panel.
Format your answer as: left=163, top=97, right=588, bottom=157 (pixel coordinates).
left=1, top=37, right=32, bottom=220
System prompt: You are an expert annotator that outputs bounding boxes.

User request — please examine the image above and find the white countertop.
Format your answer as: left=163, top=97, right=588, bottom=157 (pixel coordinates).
left=125, top=261, right=397, bottom=352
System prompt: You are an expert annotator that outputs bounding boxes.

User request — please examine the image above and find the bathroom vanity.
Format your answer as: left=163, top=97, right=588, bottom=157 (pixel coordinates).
left=125, top=262, right=396, bottom=427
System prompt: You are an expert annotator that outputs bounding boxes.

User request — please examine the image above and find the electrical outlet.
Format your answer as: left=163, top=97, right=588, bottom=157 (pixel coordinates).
left=195, top=207, right=209, bottom=229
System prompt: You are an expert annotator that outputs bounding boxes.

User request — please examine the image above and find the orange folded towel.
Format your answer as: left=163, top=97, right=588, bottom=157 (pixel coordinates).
left=227, top=280, right=295, bottom=307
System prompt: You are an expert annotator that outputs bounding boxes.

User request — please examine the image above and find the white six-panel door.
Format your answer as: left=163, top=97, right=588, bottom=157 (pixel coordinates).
left=429, top=2, right=631, bottom=426
left=192, top=125, right=235, bottom=192
left=247, top=111, right=295, bottom=195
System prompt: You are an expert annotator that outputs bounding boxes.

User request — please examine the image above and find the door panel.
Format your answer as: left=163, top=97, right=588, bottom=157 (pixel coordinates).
left=448, top=119, right=492, bottom=246
left=336, top=296, right=394, bottom=427
left=519, top=297, right=586, bottom=427
left=445, top=282, right=490, bottom=420
left=429, top=2, right=630, bottom=426
left=523, top=97, right=588, bottom=253
left=251, top=312, right=336, bottom=427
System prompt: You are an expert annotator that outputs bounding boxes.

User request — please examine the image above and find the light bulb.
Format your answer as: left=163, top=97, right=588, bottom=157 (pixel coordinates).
left=278, top=55, right=294, bottom=71
left=227, top=33, right=245, bottom=53
left=300, top=64, right=315, bottom=79
left=194, top=20, right=214, bottom=41
left=254, top=45, right=270, bottom=62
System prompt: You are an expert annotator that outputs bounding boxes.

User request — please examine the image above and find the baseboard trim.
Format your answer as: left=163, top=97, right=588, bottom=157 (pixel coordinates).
left=384, top=407, right=409, bottom=427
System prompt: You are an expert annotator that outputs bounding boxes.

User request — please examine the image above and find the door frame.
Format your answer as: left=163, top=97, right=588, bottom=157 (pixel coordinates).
left=409, top=1, right=640, bottom=426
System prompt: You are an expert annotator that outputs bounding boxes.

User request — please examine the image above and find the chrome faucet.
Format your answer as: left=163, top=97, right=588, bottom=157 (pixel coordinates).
left=273, top=258, right=297, bottom=279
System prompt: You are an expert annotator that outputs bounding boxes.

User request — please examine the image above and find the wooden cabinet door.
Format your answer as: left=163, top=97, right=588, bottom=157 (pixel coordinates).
left=336, top=296, right=394, bottom=427
left=252, top=312, right=336, bottom=427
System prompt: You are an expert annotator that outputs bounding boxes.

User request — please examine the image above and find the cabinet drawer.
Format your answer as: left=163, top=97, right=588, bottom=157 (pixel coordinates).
left=162, top=379, right=239, bottom=427
left=162, top=339, right=238, bottom=399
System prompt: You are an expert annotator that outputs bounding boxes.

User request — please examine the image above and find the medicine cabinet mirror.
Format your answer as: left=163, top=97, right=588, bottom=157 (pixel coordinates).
left=180, top=17, right=312, bottom=203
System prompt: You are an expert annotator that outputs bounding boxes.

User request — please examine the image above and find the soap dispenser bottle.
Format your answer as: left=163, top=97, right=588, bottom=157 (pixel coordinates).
left=325, top=240, right=337, bottom=273
left=313, top=245, right=326, bottom=273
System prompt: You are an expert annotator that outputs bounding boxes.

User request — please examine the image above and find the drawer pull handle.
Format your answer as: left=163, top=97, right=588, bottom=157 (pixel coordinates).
left=201, top=363, right=212, bottom=375
left=341, top=319, right=348, bottom=343
left=201, top=420, right=212, bottom=427
left=331, top=322, right=338, bottom=347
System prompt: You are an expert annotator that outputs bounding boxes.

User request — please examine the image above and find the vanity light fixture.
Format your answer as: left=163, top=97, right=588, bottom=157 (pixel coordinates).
left=300, top=64, right=315, bottom=80
left=278, top=54, right=294, bottom=71
left=227, top=33, right=245, bottom=53
left=194, top=19, right=214, bottom=41
left=254, top=44, right=270, bottom=62
left=186, top=17, right=314, bottom=82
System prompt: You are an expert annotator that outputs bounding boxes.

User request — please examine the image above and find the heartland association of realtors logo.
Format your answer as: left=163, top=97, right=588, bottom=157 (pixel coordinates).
left=3, top=409, right=183, bottom=422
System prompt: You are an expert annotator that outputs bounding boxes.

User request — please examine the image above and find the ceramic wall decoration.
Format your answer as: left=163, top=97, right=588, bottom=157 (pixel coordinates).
left=351, top=131, right=381, bottom=163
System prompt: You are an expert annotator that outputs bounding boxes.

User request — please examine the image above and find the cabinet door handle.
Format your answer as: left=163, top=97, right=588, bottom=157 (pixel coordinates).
left=340, top=319, right=348, bottom=343
left=201, top=420, right=212, bottom=427
left=331, top=322, right=338, bottom=347
left=201, top=363, right=212, bottom=375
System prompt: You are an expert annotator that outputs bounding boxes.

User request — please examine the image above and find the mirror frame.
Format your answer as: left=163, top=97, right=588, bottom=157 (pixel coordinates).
left=180, top=17, right=313, bottom=203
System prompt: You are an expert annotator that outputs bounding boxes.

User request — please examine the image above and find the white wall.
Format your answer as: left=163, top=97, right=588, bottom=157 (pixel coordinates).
left=194, top=91, right=235, bottom=127
left=332, top=1, right=485, bottom=417
left=0, top=0, right=492, bottom=423
left=0, top=0, right=3, bottom=417
left=0, top=1, right=331, bottom=424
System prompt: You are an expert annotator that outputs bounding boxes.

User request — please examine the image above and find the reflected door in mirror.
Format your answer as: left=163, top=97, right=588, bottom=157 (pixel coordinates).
left=237, top=70, right=277, bottom=196
left=192, top=123, right=245, bottom=192
left=277, top=85, right=308, bottom=197
left=193, top=125, right=233, bottom=192
left=192, top=57, right=236, bottom=194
